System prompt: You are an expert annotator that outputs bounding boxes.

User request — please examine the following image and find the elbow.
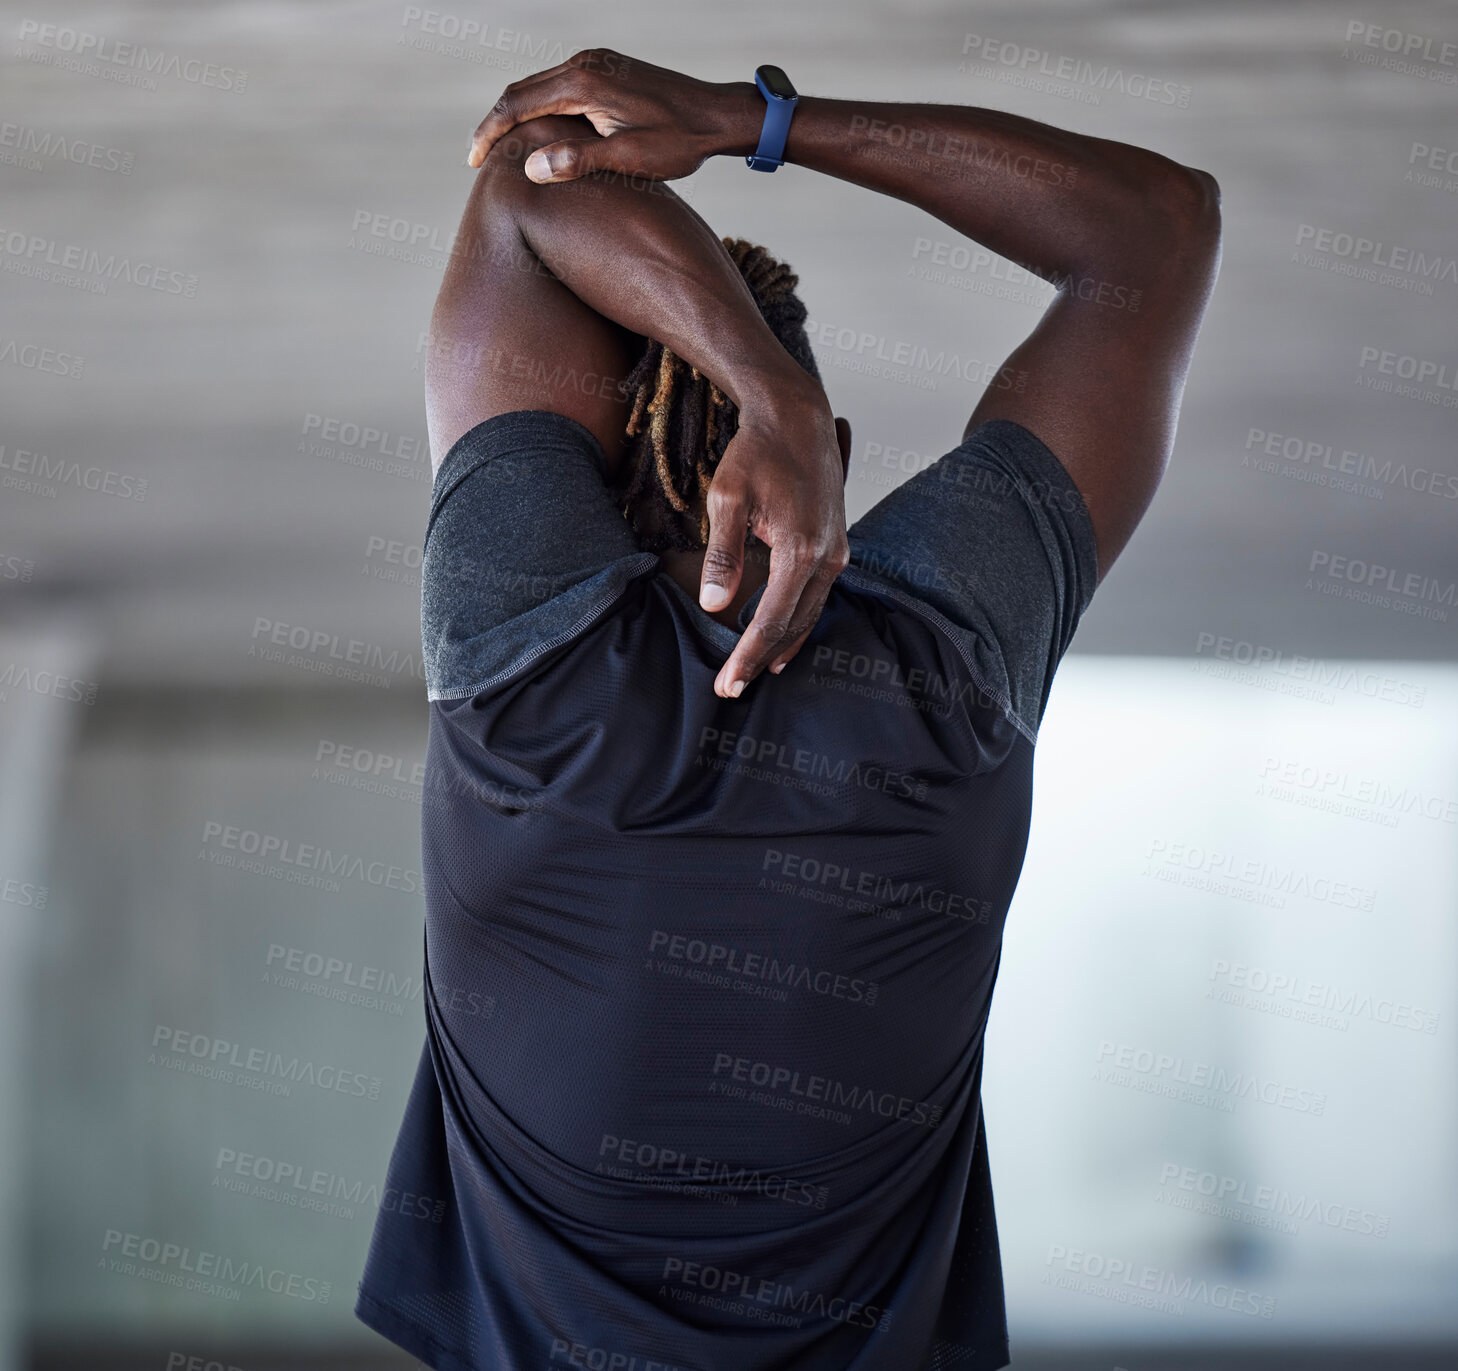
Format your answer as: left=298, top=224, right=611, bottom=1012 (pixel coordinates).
left=1184, top=166, right=1222, bottom=213
left=1154, top=163, right=1223, bottom=251
left=1097, top=161, right=1220, bottom=286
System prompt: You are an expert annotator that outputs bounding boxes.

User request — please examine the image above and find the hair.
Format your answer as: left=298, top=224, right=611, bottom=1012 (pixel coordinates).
left=613, top=237, right=821, bottom=554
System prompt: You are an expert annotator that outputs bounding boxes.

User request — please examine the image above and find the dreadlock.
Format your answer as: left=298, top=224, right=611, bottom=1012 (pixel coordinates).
left=613, top=238, right=822, bottom=554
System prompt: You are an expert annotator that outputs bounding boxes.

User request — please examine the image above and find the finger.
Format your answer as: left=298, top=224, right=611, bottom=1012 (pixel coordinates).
left=767, top=628, right=813, bottom=676
left=523, top=133, right=640, bottom=183
left=714, top=533, right=819, bottom=698
left=468, top=47, right=628, bottom=166
left=766, top=533, right=848, bottom=674
left=467, top=73, right=591, bottom=167
left=721, top=529, right=849, bottom=694
left=498, top=52, right=595, bottom=91
left=763, top=545, right=848, bottom=676
left=504, top=46, right=621, bottom=88
left=700, top=475, right=750, bottom=617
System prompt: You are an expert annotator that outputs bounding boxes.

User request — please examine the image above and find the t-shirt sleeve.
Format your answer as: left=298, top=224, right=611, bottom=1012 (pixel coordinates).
left=420, top=409, right=657, bottom=702
left=844, top=417, right=1100, bottom=742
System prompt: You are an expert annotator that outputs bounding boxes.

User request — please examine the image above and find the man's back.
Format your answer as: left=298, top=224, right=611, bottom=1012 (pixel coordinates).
left=356, top=405, right=1098, bottom=1371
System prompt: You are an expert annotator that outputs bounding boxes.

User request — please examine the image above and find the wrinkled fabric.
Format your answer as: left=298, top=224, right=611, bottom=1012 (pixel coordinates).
left=356, top=409, right=1098, bottom=1371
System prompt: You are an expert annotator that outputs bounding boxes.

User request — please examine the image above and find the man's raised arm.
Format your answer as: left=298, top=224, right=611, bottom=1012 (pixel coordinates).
left=433, top=114, right=849, bottom=696
left=469, top=54, right=1223, bottom=581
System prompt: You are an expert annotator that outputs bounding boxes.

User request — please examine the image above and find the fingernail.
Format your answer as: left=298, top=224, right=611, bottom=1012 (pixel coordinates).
left=770, top=662, right=786, bottom=675
left=729, top=679, right=745, bottom=698
left=525, top=150, right=550, bottom=181
left=701, top=583, right=730, bottom=611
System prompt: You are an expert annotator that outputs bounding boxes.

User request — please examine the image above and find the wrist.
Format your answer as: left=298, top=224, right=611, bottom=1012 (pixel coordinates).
left=704, top=80, right=768, bottom=159
left=732, top=365, right=831, bottom=428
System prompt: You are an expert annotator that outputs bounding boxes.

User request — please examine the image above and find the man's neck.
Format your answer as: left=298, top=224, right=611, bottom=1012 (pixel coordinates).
left=657, top=546, right=771, bottom=631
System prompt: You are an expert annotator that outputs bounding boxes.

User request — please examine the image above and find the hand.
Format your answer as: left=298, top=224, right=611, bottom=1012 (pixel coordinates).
left=467, top=49, right=758, bottom=183
left=701, top=379, right=850, bottom=699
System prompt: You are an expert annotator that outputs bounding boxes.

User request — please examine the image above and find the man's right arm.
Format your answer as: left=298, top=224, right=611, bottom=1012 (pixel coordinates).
left=471, top=54, right=1223, bottom=583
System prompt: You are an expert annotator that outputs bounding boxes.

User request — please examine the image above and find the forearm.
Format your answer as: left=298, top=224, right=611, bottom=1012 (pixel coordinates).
left=709, top=85, right=1214, bottom=284
left=488, top=117, right=819, bottom=413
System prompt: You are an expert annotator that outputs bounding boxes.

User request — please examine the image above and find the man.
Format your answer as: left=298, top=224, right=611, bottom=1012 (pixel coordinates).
left=355, top=50, right=1221, bottom=1371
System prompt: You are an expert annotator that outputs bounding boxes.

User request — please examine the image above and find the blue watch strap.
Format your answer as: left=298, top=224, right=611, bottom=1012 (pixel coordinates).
left=746, top=67, right=797, bottom=172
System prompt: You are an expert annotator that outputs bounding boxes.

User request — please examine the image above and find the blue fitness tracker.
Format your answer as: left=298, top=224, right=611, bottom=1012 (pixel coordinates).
left=746, top=64, right=798, bottom=171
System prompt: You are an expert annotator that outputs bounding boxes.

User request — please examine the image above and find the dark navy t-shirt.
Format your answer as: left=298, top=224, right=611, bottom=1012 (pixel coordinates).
left=354, top=409, right=1099, bottom=1371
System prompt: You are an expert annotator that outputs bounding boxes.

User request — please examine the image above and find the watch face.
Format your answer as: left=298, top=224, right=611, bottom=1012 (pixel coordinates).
left=756, top=64, right=797, bottom=100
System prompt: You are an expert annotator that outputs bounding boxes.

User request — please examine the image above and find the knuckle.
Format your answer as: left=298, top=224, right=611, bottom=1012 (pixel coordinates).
left=751, top=616, right=794, bottom=646
left=609, top=129, right=642, bottom=163
left=702, top=545, right=740, bottom=578
left=705, top=481, right=743, bottom=519
left=786, top=537, right=820, bottom=569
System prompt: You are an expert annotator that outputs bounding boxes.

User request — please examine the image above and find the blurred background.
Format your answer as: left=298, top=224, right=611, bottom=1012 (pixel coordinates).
left=2, top=0, right=1455, bottom=1367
